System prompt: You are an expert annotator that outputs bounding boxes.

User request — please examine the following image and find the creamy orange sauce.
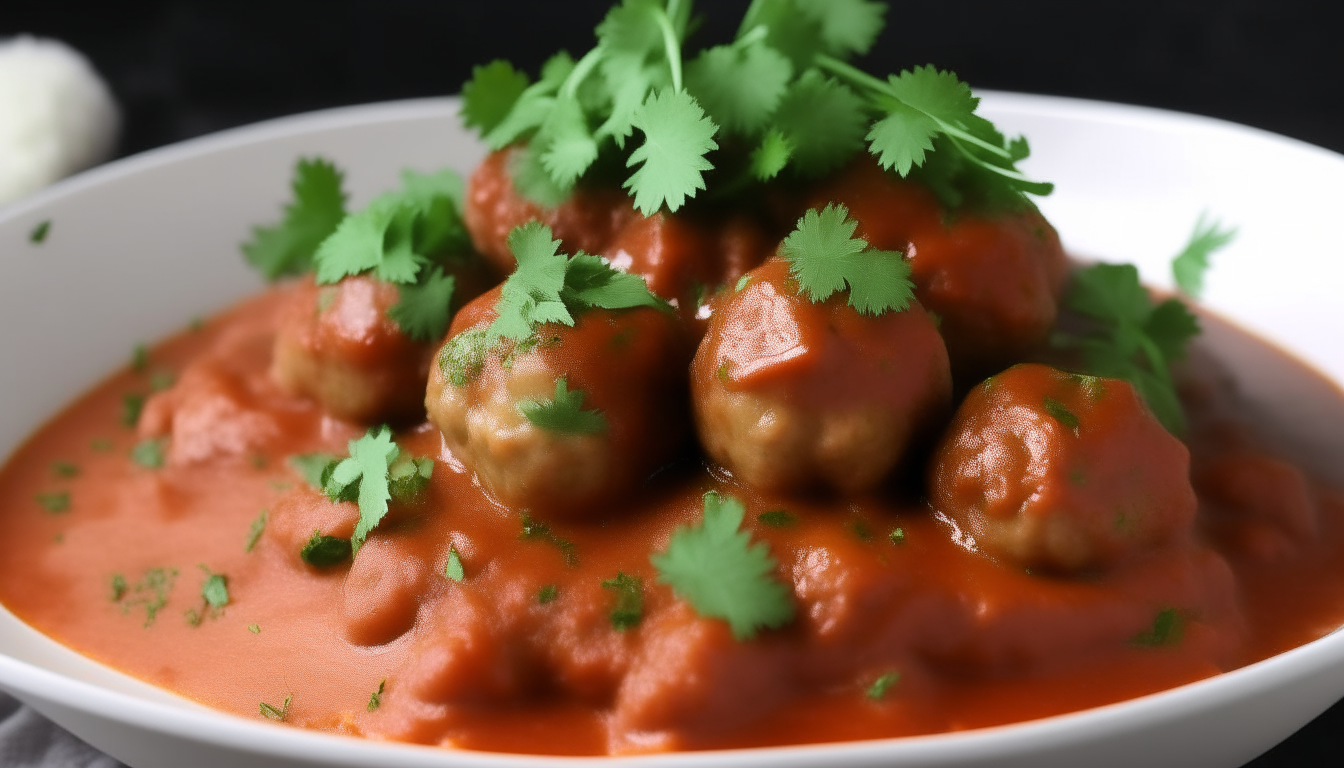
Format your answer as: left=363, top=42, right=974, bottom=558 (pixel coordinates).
left=1, top=282, right=1343, bottom=754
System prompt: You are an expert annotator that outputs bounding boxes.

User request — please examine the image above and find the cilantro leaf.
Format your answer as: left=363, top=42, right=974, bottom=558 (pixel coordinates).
left=1132, top=607, right=1184, bottom=647
left=325, top=427, right=399, bottom=554
left=772, top=71, right=868, bottom=177
left=1172, top=212, right=1236, bottom=298
left=35, top=492, right=70, bottom=514
left=444, top=546, right=465, bottom=582
left=130, top=438, right=166, bottom=469
left=624, top=88, right=719, bottom=215
left=866, top=670, right=901, bottom=700
left=388, top=267, right=456, bottom=342
left=243, top=157, right=348, bottom=280
left=518, top=376, right=607, bottom=435
left=780, top=203, right=914, bottom=315
left=685, top=41, right=793, bottom=137
left=301, top=530, right=352, bottom=567
left=461, top=60, right=531, bottom=135
left=651, top=492, right=794, bottom=640
left=245, top=510, right=267, bottom=553
left=520, top=512, right=579, bottom=566
left=794, top=0, right=887, bottom=58
left=30, top=220, right=51, bottom=244
left=534, top=94, right=600, bottom=192
left=750, top=128, right=794, bottom=181
left=488, top=222, right=665, bottom=342
left=289, top=452, right=339, bottom=490
left=199, top=566, right=229, bottom=609
left=866, top=101, right=938, bottom=176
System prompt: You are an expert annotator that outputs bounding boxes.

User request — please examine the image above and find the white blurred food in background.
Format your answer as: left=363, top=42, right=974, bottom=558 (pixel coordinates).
left=0, top=35, right=120, bottom=206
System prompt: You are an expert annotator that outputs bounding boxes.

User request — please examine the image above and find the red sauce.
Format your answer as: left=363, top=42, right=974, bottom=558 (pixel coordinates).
left=2, top=158, right=1344, bottom=755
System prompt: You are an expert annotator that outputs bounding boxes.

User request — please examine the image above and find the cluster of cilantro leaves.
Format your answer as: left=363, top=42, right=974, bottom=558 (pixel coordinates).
left=242, top=158, right=473, bottom=342
left=438, top=221, right=662, bottom=436
left=289, top=426, right=434, bottom=557
left=1054, top=213, right=1235, bottom=434
left=461, top=0, right=1050, bottom=216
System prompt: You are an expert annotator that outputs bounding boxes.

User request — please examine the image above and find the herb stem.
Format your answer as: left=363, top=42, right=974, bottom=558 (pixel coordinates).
left=815, top=54, right=889, bottom=97
left=561, top=47, right=605, bottom=100
left=653, top=7, right=684, bottom=92
left=734, top=24, right=768, bottom=49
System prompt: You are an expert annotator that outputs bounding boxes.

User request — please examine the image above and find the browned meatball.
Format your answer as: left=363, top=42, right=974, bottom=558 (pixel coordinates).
left=425, top=288, right=691, bottom=519
left=691, top=257, right=952, bottom=494
left=930, top=364, right=1196, bottom=572
left=272, top=275, right=434, bottom=424
left=464, top=147, right=638, bottom=275
left=810, top=159, right=1068, bottom=376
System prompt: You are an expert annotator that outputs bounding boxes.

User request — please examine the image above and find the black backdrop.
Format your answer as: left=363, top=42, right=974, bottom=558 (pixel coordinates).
left=4, top=1, right=1343, bottom=766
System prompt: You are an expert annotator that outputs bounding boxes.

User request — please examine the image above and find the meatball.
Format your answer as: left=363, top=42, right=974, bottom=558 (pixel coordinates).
left=272, top=275, right=436, bottom=424
left=464, top=147, right=638, bottom=275
left=930, top=364, right=1196, bottom=572
left=811, top=159, right=1068, bottom=376
left=691, top=258, right=952, bottom=494
left=425, top=288, right=690, bottom=519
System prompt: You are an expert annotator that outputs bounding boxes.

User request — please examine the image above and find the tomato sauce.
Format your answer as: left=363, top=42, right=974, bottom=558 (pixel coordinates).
left=2, top=156, right=1344, bottom=754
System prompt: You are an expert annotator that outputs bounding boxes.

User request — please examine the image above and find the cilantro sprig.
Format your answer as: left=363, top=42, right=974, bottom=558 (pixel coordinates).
left=651, top=492, right=794, bottom=640
left=487, top=221, right=666, bottom=342
left=1054, top=216, right=1234, bottom=434
left=243, top=157, right=348, bottom=280
left=779, top=203, right=914, bottom=316
left=304, top=427, right=435, bottom=554
left=462, top=0, right=1049, bottom=215
left=518, top=376, right=607, bottom=435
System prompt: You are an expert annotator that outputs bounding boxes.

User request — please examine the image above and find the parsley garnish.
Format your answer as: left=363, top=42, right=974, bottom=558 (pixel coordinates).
left=245, top=510, right=268, bottom=553
left=757, top=509, right=795, bottom=528
left=866, top=670, right=901, bottom=700
left=779, top=203, right=914, bottom=316
left=1055, top=263, right=1199, bottom=434
left=387, top=266, right=456, bottom=342
left=201, top=568, right=229, bottom=608
left=367, top=680, right=386, bottom=711
left=538, top=584, right=559, bottom=604
left=130, top=438, right=166, bottom=469
left=301, top=530, right=352, bottom=567
left=1132, top=608, right=1185, bottom=648
left=602, top=572, right=644, bottom=631
left=29, top=220, right=51, bottom=244
left=888, top=527, right=906, bottom=545
left=518, top=376, right=607, bottom=434
left=519, top=512, right=579, bottom=567
left=260, top=694, right=292, bottom=721
left=444, top=546, right=465, bottom=582
left=321, top=427, right=433, bottom=554
left=651, top=492, right=794, bottom=640
left=35, top=492, right=70, bottom=514
left=487, top=221, right=665, bottom=342
left=1172, top=212, right=1236, bottom=299
left=463, top=0, right=1049, bottom=214
left=243, top=157, right=348, bottom=280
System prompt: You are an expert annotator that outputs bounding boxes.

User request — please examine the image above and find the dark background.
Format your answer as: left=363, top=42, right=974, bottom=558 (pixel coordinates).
left=4, top=1, right=1343, bottom=766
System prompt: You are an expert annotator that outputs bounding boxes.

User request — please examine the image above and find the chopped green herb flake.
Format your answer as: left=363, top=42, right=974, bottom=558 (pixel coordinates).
left=29, top=220, right=51, bottom=244
left=847, top=518, right=873, bottom=541
left=735, top=274, right=752, bottom=292
left=538, top=584, right=559, bottom=604
left=602, top=572, right=644, bottom=631
left=652, top=492, right=795, bottom=640
left=200, top=566, right=229, bottom=609
left=324, top=426, right=401, bottom=554
left=121, top=393, right=146, bottom=427
left=289, top=452, right=339, bottom=490
left=1132, top=608, right=1184, bottom=648
left=368, top=679, right=386, bottom=712
left=439, top=327, right=492, bottom=386
left=90, top=438, right=113, bottom=452
left=110, top=574, right=127, bottom=602
left=757, top=509, right=796, bottom=528
left=260, top=694, right=291, bottom=721
left=35, top=491, right=70, bottom=514
left=114, top=567, right=178, bottom=627
left=444, top=545, right=465, bottom=582
left=889, top=527, right=906, bottom=545
left=130, top=438, right=166, bottom=469
left=866, top=671, right=901, bottom=700
left=519, top=376, right=607, bottom=435
left=131, top=344, right=149, bottom=373
left=248, top=623, right=261, bottom=634
left=519, top=512, right=579, bottom=567
left=388, top=456, right=434, bottom=502
left=1043, top=397, right=1080, bottom=435
left=301, top=530, right=352, bottom=567
left=149, top=371, right=175, bottom=392
left=51, top=460, right=79, bottom=478
left=244, top=511, right=268, bottom=554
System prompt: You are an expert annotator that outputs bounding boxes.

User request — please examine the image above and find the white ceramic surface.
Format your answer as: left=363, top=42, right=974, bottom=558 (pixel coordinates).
left=1, top=94, right=1342, bottom=768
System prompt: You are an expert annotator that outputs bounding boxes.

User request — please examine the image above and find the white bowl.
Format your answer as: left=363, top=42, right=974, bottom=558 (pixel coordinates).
left=1, top=95, right=1342, bottom=768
